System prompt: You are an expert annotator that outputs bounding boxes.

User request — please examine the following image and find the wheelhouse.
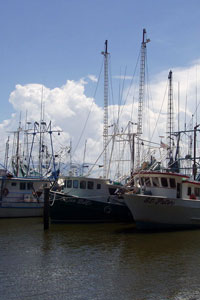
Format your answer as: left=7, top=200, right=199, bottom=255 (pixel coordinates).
left=60, top=176, right=120, bottom=198
left=131, top=171, right=189, bottom=198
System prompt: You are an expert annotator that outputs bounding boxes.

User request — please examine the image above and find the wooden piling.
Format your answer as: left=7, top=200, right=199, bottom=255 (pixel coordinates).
left=43, top=187, right=50, bottom=230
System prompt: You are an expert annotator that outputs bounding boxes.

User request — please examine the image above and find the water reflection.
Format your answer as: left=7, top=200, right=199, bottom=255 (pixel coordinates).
left=1, top=219, right=200, bottom=300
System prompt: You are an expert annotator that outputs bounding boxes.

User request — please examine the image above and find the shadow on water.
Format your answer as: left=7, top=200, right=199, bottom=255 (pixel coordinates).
left=1, top=218, right=200, bottom=300
left=113, top=222, right=200, bottom=235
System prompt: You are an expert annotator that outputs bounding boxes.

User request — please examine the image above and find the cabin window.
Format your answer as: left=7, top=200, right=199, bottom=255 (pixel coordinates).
left=67, top=180, right=72, bottom=188
left=80, top=180, right=86, bottom=189
left=97, top=183, right=101, bottom=189
left=27, top=182, right=33, bottom=190
left=152, top=177, right=159, bottom=187
left=187, top=187, right=191, bottom=196
left=87, top=181, right=94, bottom=190
left=144, top=177, right=151, bottom=187
left=161, top=177, right=168, bottom=187
left=195, top=188, right=200, bottom=197
left=63, top=180, right=66, bottom=188
left=169, top=178, right=176, bottom=188
left=73, top=180, right=79, bottom=189
left=11, top=182, right=17, bottom=186
left=20, top=182, right=26, bottom=190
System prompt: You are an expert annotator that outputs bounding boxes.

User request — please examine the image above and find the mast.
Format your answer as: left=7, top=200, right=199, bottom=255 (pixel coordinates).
left=128, top=121, right=136, bottom=174
left=38, top=86, right=44, bottom=176
left=69, top=139, right=72, bottom=173
left=167, top=70, right=174, bottom=167
left=82, top=139, right=87, bottom=175
left=4, top=137, right=9, bottom=170
left=102, top=40, right=109, bottom=178
left=136, top=29, right=150, bottom=168
left=16, top=116, right=22, bottom=176
left=193, top=124, right=200, bottom=179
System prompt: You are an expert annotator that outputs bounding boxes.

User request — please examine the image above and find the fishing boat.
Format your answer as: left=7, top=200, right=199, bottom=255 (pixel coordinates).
left=0, top=118, right=60, bottom=218
left=122, top=170, right=200, bottom=230
left=122, top=66, right=200, bottom=230
left=0, top=169, right=50, bottom=218
left=50, top=175, right=133, bottom=223
left=50, top=40, right=134, bottom=223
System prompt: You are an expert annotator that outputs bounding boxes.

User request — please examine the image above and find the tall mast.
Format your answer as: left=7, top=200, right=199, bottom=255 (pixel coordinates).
left=167, top=70, right=174, bottom=166
left=16, top=115, right=22, bottom=176
left=102, top=40, right=109, bottom=178
left=38, top=86, right=44, bottom=175
left=136, top=29, right=150, bottom=168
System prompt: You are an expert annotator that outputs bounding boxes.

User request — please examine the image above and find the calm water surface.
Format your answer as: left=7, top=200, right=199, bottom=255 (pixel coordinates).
left=1, top=218, right=200, bottom=300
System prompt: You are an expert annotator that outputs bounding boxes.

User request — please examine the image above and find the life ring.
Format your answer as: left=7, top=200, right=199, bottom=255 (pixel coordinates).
left=3, top=188, right=9, bottom=197
left=104, top=206, right=112, bottom=214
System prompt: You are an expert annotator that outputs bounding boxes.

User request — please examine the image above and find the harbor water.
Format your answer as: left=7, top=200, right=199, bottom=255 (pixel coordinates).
left=1, top=218, right=200, bottom=300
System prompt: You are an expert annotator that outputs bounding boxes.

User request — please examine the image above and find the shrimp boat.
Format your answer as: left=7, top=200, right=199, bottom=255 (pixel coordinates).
left=50, top=175, right=133, bottom=223
left=123, top=170, right=200, bottom=230
left=0, top=169, right=50, bottom=218
left=0, top=119, right=60, bottom=218
left=122, top=65, right=200, bottom=230
left=50, top=40, right=134, bottom=223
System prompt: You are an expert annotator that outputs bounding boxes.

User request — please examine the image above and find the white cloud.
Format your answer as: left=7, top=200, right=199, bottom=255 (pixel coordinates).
left=1, top=60, right=200, bottom=178
left=87, top=74, right=98, bottom=82
left=0, top=80, right=104, bottom=173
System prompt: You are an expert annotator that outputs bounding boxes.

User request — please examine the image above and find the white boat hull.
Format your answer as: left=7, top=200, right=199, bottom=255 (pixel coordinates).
left=123, top=194, right=200, bottom=230
left=0, top=176, right=51, bottom=218
left=0, top=202, right=43, bottom=218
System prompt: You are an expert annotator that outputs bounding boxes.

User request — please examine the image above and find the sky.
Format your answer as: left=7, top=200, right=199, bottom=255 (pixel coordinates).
left=0, top=0, right=200, bottom=177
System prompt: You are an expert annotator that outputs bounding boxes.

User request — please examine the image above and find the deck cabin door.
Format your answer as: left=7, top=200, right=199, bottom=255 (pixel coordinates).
left=177, top=182, right=181, bottom=198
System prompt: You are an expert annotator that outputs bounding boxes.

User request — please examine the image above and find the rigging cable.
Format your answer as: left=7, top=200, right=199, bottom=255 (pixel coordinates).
left=118, top=50, right=140, bottom=122
left=72, top=59, right=104, bottom=157
left=150, top=80, right=168, bottom=143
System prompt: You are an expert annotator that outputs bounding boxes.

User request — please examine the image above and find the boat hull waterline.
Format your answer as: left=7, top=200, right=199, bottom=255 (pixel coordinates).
left=123, top=194, right=200, bottom=230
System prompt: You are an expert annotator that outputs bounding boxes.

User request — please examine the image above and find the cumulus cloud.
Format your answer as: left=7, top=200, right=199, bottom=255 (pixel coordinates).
left=1, top=60, right=200, bottom=178
left=5, top=80, right=104, bottom=169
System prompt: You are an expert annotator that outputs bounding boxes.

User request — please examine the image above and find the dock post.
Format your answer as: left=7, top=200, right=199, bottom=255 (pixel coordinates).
left=43, top=187, right=50, bottom=230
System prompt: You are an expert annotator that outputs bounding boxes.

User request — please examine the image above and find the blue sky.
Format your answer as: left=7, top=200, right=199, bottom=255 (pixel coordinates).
left=1, top=0, right=200, bottom=120
left=1, top=0, right=200, bottom=176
